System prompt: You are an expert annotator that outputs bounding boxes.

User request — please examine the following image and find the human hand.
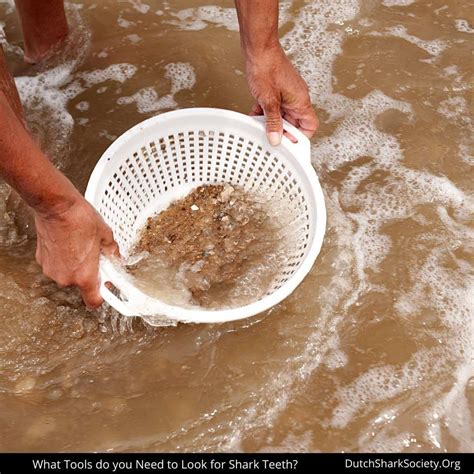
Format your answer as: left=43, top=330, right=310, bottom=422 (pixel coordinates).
left=245, top=46, right=319, bottom=145
left=34, top=195, right=119, bottom=309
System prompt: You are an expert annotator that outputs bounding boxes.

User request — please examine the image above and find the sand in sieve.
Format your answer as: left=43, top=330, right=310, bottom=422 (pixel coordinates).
left=126, top=184, right=289, bottom=309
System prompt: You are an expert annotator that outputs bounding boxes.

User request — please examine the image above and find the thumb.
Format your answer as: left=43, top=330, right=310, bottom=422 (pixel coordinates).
left=261, top=98, right=283, bottom=146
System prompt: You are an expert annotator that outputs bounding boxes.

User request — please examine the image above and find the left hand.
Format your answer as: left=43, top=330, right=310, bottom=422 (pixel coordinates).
left=245, top=46, right=319, bottom=145
left=34, top=195, right=120, bottom=309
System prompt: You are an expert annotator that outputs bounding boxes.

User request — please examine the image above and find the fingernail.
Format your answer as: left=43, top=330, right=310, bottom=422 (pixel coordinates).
left=268, top=132, right=281, bottom=146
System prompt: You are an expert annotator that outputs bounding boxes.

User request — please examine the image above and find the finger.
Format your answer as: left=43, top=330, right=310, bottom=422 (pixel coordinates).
left=101, top=225, right=115, bottom=246
left=297, top=107, right=319, bottom=138
left=74, top=247, right=103, bottom=308
left=249, top=103, right=263, bottom=116
left=35, top=243, right=42, bottom=266
left=78, top=276, right=103, bottom=309
left=282, top=113, right=299, bottom=143
left=283, top=130, right=298, bottom=143
left=261, top=97, right=283, bottom=146
left=283, top=112, right=298, bottom=128
left=101, top=226, right=121, bottom=258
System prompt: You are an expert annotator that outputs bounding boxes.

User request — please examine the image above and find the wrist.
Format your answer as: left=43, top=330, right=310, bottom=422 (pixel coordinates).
left=31, top=179, right=83, bottom=220
left=242, top=38, right=282, bottom=63
left=244, top=43, right=287, bottom=71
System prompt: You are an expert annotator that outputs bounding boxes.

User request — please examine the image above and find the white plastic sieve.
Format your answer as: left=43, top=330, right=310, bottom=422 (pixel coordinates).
left=85, top=108, right=326, bottom=324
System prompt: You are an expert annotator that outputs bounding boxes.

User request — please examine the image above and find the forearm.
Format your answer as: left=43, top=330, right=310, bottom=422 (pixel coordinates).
left=0, top=92, right=80, bottom=215
left=235, top=0, right=281, bottom=60
left=235, top=1, right=318, bottom=141
left=14, top=0, right=68, bottom=64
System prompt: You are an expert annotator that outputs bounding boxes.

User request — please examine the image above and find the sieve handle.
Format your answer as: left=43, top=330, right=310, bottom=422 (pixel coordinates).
left=100, top=281, right=137, bottom=317
left=251, top=116, right=312, bottom=162
left=99, top=258, right=137, bottom=317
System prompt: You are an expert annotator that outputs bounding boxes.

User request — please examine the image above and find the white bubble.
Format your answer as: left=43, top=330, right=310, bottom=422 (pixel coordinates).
left=126, top=34, right=142, bottom=44
left=118, top=16, right=135, bottom=29
left=75, top=101, right=89, bottom=112
left=128, top=0, right=150, bottom=15
left=116, top=62, right=195, bottom=114
left=164, top=62, right=196, bottom=93
left=79, top=63, right=137, bottom=86
left=324, top=349, right=348, bottom=370
left=454, top=19, right=474, bottom=34
left=371, top=25, right=447, bottom=56
left=117, top=87, right=176, bottom=113
left=331, top=349, right=441, bottom=429
left=168, top=2, right=293, bottom=32
left=382, top=0, right=415, bottom=6
left=14, top=62, right=136, bottom=162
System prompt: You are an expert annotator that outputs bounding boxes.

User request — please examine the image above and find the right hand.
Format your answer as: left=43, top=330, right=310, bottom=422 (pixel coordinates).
left=245, top=46, right=318, bottom=145
left=34, top=196, right=120, bottom=309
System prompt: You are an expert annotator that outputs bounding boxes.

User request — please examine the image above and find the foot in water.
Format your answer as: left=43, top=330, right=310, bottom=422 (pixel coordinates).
left=23, top=34, right=68, bottom=65
left=14, top=0, right=69, bottom=64
left=23, top=34, right=67, bottom=64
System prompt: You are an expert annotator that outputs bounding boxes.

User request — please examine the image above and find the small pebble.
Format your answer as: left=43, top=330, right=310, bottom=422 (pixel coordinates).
left=15, top=376, right=36, bottom=394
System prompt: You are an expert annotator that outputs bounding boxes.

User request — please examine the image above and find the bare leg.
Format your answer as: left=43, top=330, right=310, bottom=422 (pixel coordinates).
left=0, top=46, right=24, bottom=122
left=14, top=0, right=68, bottom=64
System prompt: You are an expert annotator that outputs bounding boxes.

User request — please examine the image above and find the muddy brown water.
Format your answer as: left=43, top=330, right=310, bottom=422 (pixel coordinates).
left=0, top=0, right=473, bottom=452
